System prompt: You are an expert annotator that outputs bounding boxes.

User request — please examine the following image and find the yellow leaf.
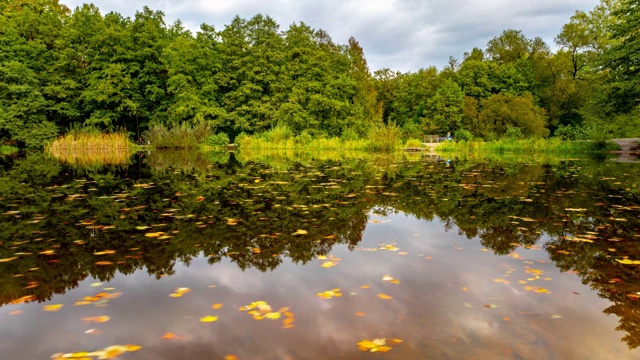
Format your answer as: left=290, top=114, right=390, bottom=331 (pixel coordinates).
left=293, top=229, right=308, bottom=235
left=200, top=316, right=219, bottom=323
left=43, top=304, right=63, bottom=312
left=0, top=257, right=17, bottom=263
left=377, top=293, right=393, bottom=300
left=225, top=356, right=239, bottom=360
left=354, top=312, right=366, bottom=317
left=265, top=312, right=281, bottom=320
left=212, top=303, right=223, bottom=310
left=83, top=316, right=110, bottom=323
left=321, top=261, right=336, bottom=268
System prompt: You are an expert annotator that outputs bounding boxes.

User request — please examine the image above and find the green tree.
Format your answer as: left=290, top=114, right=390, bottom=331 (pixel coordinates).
left=427, top=80, right=464, bottom=133
left=478, top=93, right=549, bottom=138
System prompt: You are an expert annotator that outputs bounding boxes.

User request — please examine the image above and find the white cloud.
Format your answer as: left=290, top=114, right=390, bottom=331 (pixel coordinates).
left=59, top=0, right=600, bottom=71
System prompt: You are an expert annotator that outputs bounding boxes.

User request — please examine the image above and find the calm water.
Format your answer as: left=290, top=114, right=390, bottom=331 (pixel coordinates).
left=1, top=152, right=639, bottom=360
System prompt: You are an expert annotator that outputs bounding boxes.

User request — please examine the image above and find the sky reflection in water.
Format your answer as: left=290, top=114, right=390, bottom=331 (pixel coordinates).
left=0, top=153, right=639, bottom=359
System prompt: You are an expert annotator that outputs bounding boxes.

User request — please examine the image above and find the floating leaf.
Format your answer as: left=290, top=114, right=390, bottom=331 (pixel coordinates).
left=321, top=261, right=336, bottom=268
left=354, top=312, right=366, bottom=317
left=212, top=303, right=223, bottom=310
left=200, top=316, right=219, bottom=323
left=377, top=293, right=393, bottom=300
left=93, top=250, right=116, bottom=255
left=357, top=338, right=393, bottom=353
left=169, top=287, right=191, bottom=298
left=382, top=275, right=400, bottom=284
left=292, top=229, right=308, bottom=235
left=43, top=304, right=63, bottom=312
left=83, top=316, right=110, bottom=323
left=316, top=288, right=342, bottom=299
left=0, top=257, right=18, bottom=263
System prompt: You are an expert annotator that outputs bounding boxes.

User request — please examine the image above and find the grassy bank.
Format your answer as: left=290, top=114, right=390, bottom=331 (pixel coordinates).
left=436, top=138, right=619, bottom=158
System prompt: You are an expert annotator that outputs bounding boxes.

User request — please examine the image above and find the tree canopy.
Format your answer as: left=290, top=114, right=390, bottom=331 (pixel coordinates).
left=1, top=0, right=638, bottom=147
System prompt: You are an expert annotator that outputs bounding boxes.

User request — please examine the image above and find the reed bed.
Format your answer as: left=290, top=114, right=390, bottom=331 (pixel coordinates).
left=47, top=132, right=133, bottom=166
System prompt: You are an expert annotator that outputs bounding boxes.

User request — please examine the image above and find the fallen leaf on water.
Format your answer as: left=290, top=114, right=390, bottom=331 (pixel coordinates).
left=502, top=317, right=511, bottom=321
left=224, top=355, right=239, bottom=360
left=321, top=261, right=337, bottom=268
left=462, top=287, right=468, bottom=292
left=200, top=316, right=219, bottom=323
left=11, top=295, right=36, bottom=304
left=292, top=229, right=307, bottom=235
left=51, top=344, right=141, bottom=360
left=83, top=316, right=110, bottom=323
left=43, top=304, right=63, bottom=312
left=360, top=285, right=370, bottom=289
left=316, top=288, right=342, bottom=299
left=93, top=250, right=116, bottom=255
left=616, top=259, right=640, bottom=265
left=212, top=303, right=223, bottom=310
left=9, top=310, right=23, bottom=315
left=377, top=293, right=393, bottom=300
left=0, top=257, right=18, bottom=263
left=169, top=287, right=191, bottom=298
left=382, top=275, right=400, bottom=284
left=95, top=261, right=113, bottom=266
left=357, top=338, right=393, bottom=353
left=355, top=312, right=366, bottom=317
left=161, top=332, right=177, bottom=339
left=550, top=315, right=563, bottom=319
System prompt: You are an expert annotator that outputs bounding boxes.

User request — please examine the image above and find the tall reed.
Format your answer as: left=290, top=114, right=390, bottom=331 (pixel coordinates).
left=47, top=131, right=133, bottom=166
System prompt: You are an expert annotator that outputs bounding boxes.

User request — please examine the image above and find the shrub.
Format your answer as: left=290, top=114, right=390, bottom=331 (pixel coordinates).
left=367, top=123, right=401, bottom=152
left=404, top=138, right=424, bottom=148
left=554, top=125, right=588, bottom=141
left=204, top=132, right=230, bottom=150
left=503, top=126, right=524, bottom=140
left=454, top=129, right=473, bottom=142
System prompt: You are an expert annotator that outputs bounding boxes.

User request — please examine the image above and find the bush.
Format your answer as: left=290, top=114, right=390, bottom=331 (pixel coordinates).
left=143, top=123, right=212, bottom=149
left=204, top=132, right=230, bottom=149
left=454, top=129, right=473, bottom=141
left=295, top=131, right=313, bottom=145
left=404, top=138, right=424, bottom=148
left=262, top=123, right=293, bottom=143
left=503, top=126, right=524, bottom=140
left=401, top=122, right=423, bottom=141
left=367, top=123, right=401, bottom=152
left=341, top=128, right=360, bottom=141
left=554, top=125, right=588, bottom=141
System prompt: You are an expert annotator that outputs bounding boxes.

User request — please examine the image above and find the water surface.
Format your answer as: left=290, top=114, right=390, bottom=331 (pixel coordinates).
left=0, top=152, right=639, bottom=359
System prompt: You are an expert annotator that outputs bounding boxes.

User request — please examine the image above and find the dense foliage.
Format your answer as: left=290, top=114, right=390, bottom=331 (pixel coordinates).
left=1, top=0, right=639, bottom=147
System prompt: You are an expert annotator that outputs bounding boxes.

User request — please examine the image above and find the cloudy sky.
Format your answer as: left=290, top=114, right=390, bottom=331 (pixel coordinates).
left=58, top=0, right=600, bottom=72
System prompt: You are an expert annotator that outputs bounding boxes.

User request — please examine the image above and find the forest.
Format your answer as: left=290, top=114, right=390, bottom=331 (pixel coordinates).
left=1, top=0, right=639, bottom=148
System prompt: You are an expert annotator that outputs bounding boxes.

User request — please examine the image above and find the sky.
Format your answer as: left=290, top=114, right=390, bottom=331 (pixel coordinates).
left=58, top=0, right=601, bottom=72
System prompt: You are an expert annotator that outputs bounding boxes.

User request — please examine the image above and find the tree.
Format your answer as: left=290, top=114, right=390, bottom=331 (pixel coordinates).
left=427, top=80, right=464, bottom=133
left=478, top=93, right=549, bottom=138
left=601, top=0, right=640, bottom=114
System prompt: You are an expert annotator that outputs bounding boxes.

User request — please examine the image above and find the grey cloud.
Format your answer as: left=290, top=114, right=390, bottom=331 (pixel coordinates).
left=60, top=0, right=600, bottom=72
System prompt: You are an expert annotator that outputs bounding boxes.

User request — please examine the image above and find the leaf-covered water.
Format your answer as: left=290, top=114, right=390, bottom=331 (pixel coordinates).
left=1, top=152, right=639, bottom=359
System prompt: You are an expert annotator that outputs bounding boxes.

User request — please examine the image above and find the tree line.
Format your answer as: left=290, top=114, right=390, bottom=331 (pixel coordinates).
left=0, top=0, right=638, bottom=147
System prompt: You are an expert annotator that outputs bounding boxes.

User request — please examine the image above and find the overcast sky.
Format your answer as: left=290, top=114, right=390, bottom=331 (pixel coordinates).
left=58, top=0, right=601, bottom=72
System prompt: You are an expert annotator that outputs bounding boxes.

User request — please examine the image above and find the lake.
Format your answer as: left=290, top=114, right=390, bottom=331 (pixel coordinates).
left=0, top=151, right=639, bottom=360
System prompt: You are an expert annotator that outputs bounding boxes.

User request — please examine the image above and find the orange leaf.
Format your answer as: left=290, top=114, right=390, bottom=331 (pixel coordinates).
left=377, top=293, right=393, bottom=300
left=83, top=316, right=110, bottom=323
left=212, top=303, right=223, bottom=310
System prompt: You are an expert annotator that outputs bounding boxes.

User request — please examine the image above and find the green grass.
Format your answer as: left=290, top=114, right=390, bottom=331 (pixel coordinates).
left=0, top=145, right=19, bottom=155
left=437, top=138, right=618, bottom=156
